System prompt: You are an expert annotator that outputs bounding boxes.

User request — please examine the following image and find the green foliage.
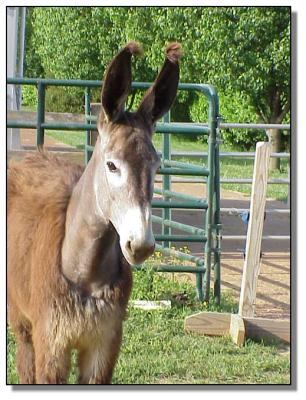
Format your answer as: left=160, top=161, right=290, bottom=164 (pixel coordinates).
left=44, top=87, right=84, bottom=113
left=26, top=6, right=290, bottom=146
left=192, top=7, right=290, bottom=122
left=21, top=84, right=38, bottom=107
left=24, top=7, right=44, bottom=78
left=190, top=91, right=266, bottom=149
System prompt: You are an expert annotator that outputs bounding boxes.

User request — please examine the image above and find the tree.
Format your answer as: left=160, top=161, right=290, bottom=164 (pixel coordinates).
left=30, top=7, right=159, bottom=112
left=29, top=6, right=290, bottom=161
left=114, top=7, right=290, bottom=158
left=24, top=7, right=44, bottom=78
left=184, top=7, right=290, bottom=168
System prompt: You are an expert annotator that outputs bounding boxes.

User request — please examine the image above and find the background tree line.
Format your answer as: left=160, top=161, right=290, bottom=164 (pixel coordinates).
left=23, top=6, right=290, bottom=168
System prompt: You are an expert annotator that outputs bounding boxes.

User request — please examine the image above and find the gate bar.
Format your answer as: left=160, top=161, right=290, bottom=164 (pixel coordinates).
left=162, top=112, right=171, bottom=249
left=152, top=215, right=206, bottom=236
left=158, top=167, right=209, bottom=176
left=163, top=159, right=208, bottom=170
left=155, top=244, right=205, bottom=265
left=152, top=200, right=208, bottom=209
left=155, top=234, right=207, bottom=243
left=133, top=264, right=206, bottom=273
left=154, top=187, right=206, bottom=204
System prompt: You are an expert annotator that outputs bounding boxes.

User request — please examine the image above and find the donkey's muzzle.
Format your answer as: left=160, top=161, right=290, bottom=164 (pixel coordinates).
left=124, top=238, right=155, bottom=265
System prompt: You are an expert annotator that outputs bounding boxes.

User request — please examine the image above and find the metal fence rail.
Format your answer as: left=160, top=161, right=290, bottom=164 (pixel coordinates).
left=7, top=77, right=290, bottom=298
left=223, top=235, right=290, bottom=240
left=7, top=77, right=222, bottom=303
left=153, top=121, right=290, bottom=130
left=155, top=122, right=290, bottom=244
left=155, top=177, right=289, bottom=184
left=158, top=151, right=290, bottom=159
left=220, top=207, right=290, bottom=215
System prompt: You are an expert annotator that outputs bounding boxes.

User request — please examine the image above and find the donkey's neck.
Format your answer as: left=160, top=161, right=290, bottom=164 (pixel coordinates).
left=61, top=146, right=121, bottom=297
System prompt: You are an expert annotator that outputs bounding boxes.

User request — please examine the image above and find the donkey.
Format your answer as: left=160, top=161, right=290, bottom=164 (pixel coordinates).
left=7, top=41, right=182, bottom=384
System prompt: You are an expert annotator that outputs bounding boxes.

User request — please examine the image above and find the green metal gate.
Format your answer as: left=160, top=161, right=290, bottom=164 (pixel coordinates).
left=7, top=77, right=222, bottom=303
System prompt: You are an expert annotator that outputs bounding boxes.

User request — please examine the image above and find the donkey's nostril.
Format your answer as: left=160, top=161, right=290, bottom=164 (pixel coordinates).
left=127, top=239, right=155, bottom=261
left=126, top=240, right=132, bottom=253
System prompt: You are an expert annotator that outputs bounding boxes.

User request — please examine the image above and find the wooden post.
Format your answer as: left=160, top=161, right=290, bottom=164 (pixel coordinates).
left=239, top=142, right=271, bottom=317
left=184, top=141, right=289, bottom=345
left=230, top=314, right=245, bottom=346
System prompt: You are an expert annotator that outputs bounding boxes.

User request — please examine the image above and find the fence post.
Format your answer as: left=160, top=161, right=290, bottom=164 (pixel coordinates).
left=238, top=141, right=271, bottom=317
left=36, top=81, right=46, bottom=148
left=213, top=126, right=222, bottom=305
left=84, top=87, right=91, bottom=164
left=162, top=111, right=171, bottom=249
left=203, top=97, right=218, bottom=302
left=86, top=101, right=102, bottom=164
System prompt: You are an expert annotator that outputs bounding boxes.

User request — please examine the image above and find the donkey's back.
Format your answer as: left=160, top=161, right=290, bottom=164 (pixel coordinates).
left=7, top=152, right=83, bottom=317
left=8, top=152, right=83, bottom=208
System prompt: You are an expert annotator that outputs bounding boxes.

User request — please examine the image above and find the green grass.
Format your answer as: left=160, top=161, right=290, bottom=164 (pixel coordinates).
left=220, top=157, right=289, bottom=202
left=177, top=153, right=289, bottom=202
left=45, top=130, right=289, bottom=202
left=45, top=130, right=86, bottom=151
left=7, top=261, right=290, bottom=385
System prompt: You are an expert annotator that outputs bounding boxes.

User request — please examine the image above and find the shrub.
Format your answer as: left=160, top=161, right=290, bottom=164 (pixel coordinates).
left=21, top=85, right=38, bottom=108
left=190, top=91, right=266, bottom=150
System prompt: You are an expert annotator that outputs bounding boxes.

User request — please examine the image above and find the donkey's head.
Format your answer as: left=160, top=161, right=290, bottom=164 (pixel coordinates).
left=94, top=42, right=182, bottom=265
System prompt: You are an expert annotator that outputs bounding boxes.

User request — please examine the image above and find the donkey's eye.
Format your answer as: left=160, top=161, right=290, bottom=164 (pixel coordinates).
left=106, top=161, right=118, bottom=172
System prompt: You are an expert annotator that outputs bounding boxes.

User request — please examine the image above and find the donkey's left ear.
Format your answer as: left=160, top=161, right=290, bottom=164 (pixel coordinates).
left=137, top=42, right=182, bottom=124
left=101, top=42, right=142, bottom=123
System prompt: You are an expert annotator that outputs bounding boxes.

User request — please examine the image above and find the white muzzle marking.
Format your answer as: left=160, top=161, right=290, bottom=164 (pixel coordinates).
left=119, top=206, right=155, bottom=265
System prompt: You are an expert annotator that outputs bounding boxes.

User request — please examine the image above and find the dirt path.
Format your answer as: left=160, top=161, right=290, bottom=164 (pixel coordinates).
left=177, top=252, right=290, bottom=319
left=8, top=133, right=290, bottom=320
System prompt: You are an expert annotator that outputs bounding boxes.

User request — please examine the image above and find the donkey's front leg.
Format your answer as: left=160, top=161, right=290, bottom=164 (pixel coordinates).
left=32, top=326, right=70, bottom=384
left=78, top=324, right=123, bottom=384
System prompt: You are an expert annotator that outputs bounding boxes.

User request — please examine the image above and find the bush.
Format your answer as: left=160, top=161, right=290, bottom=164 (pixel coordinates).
left=22, top=85, right=38, bottom=108
left=44, top=87, right=81, bottom=113
left=26, top=7, right=289, bottom=151
left=190, top=91, right=266, bottom=150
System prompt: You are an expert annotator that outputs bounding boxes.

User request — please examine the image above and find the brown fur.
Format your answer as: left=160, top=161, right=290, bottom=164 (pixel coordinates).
left=8, top=41, right=181, bottom=385
left=7, top=152, right=132, bottom=384
left=165, top=42, right=183, bottom=62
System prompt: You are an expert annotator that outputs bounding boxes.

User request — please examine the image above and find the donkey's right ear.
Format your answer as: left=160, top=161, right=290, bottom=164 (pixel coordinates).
left=100, top=42, right=142, bottom=123
left=137, top=42, right=182, bottom=124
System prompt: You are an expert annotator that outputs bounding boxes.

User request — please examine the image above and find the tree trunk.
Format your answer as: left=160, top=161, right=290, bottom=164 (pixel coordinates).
left=267, top=128, right=281, bottom=170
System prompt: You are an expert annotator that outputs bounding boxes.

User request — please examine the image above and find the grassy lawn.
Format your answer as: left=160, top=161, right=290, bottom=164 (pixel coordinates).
left=46, top=130, right=289, bottom=202
left=45, top=130, right=86, bottom=151
left=7, top=257, right=290, bottom=385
